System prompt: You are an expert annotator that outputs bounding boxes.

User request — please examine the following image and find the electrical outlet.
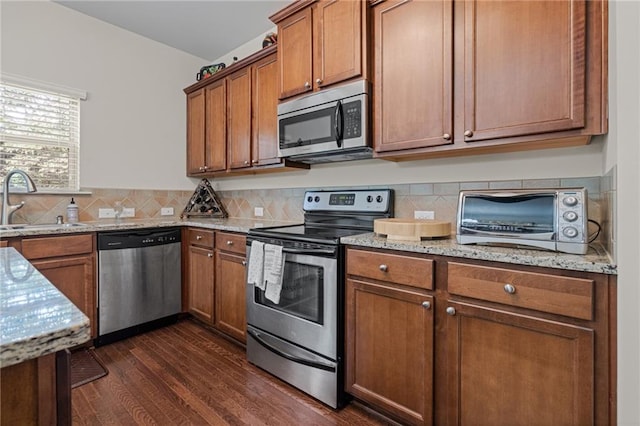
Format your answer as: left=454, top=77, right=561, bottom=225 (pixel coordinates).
left=120, top=207, right=135, bottom=218
left=254, top=207, right=264, bottom=217
left=98, top=208, right=116, bottom=219
left=161, top=207, right=174, bottom=216
left=414, top=210, right=435, bottom=220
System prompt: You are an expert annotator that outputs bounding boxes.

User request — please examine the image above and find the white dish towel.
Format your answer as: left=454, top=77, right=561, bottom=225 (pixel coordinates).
left=247, top=240, right=265, bottom=291
left=264, top=243, right=284, bottom=304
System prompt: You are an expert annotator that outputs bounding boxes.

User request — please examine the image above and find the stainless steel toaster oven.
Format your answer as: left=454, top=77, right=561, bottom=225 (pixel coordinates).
left=456, top=188, right=589, bottom=254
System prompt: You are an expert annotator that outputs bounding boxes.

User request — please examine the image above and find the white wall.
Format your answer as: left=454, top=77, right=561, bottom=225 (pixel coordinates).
left=610, top=1, right=640, bottom=425
left=1, top=1, right=205, bottom=190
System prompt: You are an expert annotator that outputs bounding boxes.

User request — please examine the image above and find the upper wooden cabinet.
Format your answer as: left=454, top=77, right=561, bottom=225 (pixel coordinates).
left=184, top=46, right=309, bottom=177
left=271, top=0, right=368, bottom=100
left=372, top=0, right=607, bottom=160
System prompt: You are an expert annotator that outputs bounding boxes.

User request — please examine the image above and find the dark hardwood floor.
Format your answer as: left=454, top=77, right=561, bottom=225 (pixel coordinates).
left=72, top=319, right=392, bottom=425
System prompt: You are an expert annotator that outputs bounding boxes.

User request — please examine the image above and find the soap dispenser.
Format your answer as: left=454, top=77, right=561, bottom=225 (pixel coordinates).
left=67, top=198, right=79, bottom=223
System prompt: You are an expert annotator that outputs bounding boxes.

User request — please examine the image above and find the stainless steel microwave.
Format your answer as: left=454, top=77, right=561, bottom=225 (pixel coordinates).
left=277, top=80, right=371, bottom=164
left=456, top=188, right=589, bottom=254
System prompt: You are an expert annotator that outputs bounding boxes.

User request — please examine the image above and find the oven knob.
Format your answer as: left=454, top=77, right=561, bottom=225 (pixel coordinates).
left=563, top=211, right=579, bottom=222
left=366, top=195, right=373, bottom=202
left=314, top=196, right=320, bottom=202
left=563, top=226, right=579, bottom=238
left=563, top=196, right=579, bottom=207
left=376, top=195, right=383, bottom=203
left=307, top=196, right=313, bottom=203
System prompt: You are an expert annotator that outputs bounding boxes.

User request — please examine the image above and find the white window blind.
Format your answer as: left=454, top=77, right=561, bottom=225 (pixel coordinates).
left=0, top=77, right=84, bottom=191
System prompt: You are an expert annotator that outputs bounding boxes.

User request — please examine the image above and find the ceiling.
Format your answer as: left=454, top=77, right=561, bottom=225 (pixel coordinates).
left=54, top=1, right=292, bottom=61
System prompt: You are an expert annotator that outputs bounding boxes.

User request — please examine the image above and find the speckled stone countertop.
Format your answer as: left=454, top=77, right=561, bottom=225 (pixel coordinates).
left=0, top=217, right=298, bottom=238
left=0, top=247, right=91, bottom=368
left=341, top=233, right=617, bottom=275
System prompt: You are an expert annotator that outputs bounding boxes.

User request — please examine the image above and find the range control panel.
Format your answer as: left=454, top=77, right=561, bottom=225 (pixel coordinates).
left=303, top=189, right=393, bottom=213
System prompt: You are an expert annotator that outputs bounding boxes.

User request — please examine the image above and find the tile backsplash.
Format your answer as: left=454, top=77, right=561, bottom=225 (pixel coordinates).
left=6, top=175, right=610, bottom=256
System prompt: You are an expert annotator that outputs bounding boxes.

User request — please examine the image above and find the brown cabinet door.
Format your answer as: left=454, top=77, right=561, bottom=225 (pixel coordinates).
left=205, top=79, right=227, bottom=172
left=346, top=278, right=434, bottom=425
left=187, top=245, right=215, bottom=324
left=461, top=0, right=586, bottom=143
left=277, top=7, right=313, bottom=99
left=186, top=89, right=205, bottom=175
left=252, top=53, right=280, bottom=167
left=313, top=0, right=363, bottom=89
left=227, top=68, right=252, bottom=169
left=215, top=251, right=247, bottom=343
left=373, top=0, right=453, bottom=154
left=443, top=300, right=594, bottom=426
left=31, top=254, right=96, bottom=338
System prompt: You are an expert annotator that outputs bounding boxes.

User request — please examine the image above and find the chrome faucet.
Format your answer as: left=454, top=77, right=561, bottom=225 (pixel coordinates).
left=1, top=169, right=38, bottom=225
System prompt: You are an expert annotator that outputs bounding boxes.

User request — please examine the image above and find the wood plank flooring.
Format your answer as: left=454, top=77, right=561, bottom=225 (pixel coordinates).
left=72, top=319, right=392, bottom=425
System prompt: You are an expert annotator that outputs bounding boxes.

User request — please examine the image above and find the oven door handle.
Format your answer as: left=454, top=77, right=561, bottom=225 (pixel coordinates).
left=282, top=247, right=336, bottom=256
left=247, top=329, right=336, bottom=372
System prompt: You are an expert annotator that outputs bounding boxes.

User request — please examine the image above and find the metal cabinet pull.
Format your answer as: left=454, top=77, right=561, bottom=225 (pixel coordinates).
left=464, top=130, right=474, bottom=137
left=226, top=240, right=233, bottom=246
left=207, top=253, right=213, bottom=258
left=316, top=78, right=323, bottom=85
left=242, top=260, right=247, bottom=266
left=379, top=264, right=388, bottom=272
left=446, top=307, right=456, bottom=316
left=304, top=81, right=311, bottom=89
left=443, top=133, right=451, bottom=140
left=422, top=301, right=431, bottom=310
left=504, top=284, right=516, bottom=294
left=196, top=235, right=203, bottom=240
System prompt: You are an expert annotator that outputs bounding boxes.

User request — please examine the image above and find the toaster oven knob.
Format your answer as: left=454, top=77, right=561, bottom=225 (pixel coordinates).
left=562, top=196, right=579, bottom=207
left=314, top=196, right=320, bottom=202
left=563, top=226, right=579, bottom=238
left=307, top=196, right=313, bottom=202
left=376, top=195, right=383, bottom=203
left=367, top=195, right=373, bottom=202
left=563, top=211, right=579, bottom=222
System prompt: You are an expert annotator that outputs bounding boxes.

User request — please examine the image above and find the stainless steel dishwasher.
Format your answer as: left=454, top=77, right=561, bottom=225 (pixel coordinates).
left=97, top=227, right=181, bottom=346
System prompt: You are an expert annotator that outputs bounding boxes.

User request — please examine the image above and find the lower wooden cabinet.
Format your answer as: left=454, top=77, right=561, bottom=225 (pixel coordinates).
left=345, top=247, right=615, bottom=426
left=215, top=235, right=247, bottom=343
left=346, top=278, right=434, bottom=425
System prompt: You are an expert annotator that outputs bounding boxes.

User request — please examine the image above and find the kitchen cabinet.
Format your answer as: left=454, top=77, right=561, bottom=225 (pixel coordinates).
left=186, top=228, right=215, bottom=325
left=345, top=249, right=435, bottom=425
left=372, top=0, right=607, bottom=160
left=214, top=232, right=247, bottom=343
left=184, top=46, right=308, bottom=176
left=21, top=234, right=97, bottom=339
left=345, top=247, right=616, bottom=426
left=271, top=0, right=367, bottom=100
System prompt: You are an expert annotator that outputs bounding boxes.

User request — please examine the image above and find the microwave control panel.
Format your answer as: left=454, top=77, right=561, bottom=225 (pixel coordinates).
left=342, top=100, right=362, bottom=140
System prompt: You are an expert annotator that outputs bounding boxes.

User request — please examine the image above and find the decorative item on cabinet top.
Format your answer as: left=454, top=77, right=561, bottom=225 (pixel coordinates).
left=181, top=178, right=228, bottom=219
left=196, top=63, right=226, bottom=81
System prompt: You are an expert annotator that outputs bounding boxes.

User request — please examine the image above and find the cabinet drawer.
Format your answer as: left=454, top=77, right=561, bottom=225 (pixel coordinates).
left=21, top=234, right=93, bottom=260
left=448, top=262, right=594, bottom=320
left=215, top=232, right=246, bottom=255
left=187, top=228, right=214, bottom=248
left=347, top=249, right=433, bottom=290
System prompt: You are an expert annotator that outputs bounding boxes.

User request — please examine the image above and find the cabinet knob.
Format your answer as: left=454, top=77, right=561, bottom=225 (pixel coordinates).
left=443, top=133, right=451, bottom=140
left=207, top=253, right=213, bottom=258
left=252, top=160, right=259, bottom=164
left=242, top=260, right=247, bottom=266
left=316, top=78, right=323, bottom=85
left=464, top=130, right=474, bottom=137
left=422, top=301, right=431, bottom=310
left=379, top=264, right=388, bottom=272
left=504, top=284, right=516, bottom=294
left=199, top=166, right=205, bottom=171
left=304, top=81, right=311, bottom=89
left=226, top=240, right=233, bottom=246
left=446, top=307, right=456, bottom=316
left=196, top=235, right=203, bottom=240
left=244, top=160, right=249, bottom=165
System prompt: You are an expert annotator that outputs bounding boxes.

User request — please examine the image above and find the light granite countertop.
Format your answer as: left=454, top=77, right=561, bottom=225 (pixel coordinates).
left=341, top=233, right=617, bottom=275
left=0, top=247, right=91, bottom=368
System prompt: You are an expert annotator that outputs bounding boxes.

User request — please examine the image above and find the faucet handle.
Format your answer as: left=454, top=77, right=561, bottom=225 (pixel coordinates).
left=56, top=215, right=64, bottom=225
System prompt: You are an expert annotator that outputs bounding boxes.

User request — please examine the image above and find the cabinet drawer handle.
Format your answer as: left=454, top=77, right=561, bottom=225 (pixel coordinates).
left=504, top=284, right=516, bottom=294
left=446, top=307, right=456, bottom=316
left=196, top=235, right=203, bottom=240
left=464, top=130, right=474, bottom=137
left=379, top=264, right=388, bottom=272
left=304, top=81, right=311, bottom=89
left=422, top=301, right=431, bottom=310
left=443, top=133, right=451, bottom=140
left=207, top=253, right=213, bottom=258
left=226, top=240, right=233, bottom=246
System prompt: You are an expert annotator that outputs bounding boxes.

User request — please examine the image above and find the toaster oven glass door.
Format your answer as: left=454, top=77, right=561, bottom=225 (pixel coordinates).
left=460, top=194, right=555, bottom=234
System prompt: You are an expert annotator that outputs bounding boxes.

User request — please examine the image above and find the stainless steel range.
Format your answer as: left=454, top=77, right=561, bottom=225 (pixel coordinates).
left=246, top=189, right=393, bottom=408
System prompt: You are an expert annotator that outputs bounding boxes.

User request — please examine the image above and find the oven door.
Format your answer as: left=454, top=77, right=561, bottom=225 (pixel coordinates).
left=246, top=245, right=338, bottom=360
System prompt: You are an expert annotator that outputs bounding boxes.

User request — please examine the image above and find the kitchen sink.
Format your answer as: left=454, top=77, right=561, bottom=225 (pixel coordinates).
left=0, top=223, right=88, bottom=231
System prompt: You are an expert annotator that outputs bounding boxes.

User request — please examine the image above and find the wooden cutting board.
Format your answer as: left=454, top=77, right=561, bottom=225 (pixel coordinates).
left=374, top=218, right=451, bottom=241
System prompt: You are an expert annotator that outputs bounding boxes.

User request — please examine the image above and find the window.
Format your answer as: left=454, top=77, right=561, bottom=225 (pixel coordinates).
left=0, top=74, right=86, bottom=191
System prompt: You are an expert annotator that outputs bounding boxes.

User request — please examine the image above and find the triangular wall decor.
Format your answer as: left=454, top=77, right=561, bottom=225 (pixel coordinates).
left=181, top=178, right=228, bottom=219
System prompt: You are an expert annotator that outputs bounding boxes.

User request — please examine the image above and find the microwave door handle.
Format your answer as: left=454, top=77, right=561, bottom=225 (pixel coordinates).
left=334, top=100, right=344, bottom=147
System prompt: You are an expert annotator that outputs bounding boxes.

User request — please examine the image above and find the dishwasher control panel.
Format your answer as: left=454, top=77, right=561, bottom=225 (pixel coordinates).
left=98, top=228, right=181, bottom=250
